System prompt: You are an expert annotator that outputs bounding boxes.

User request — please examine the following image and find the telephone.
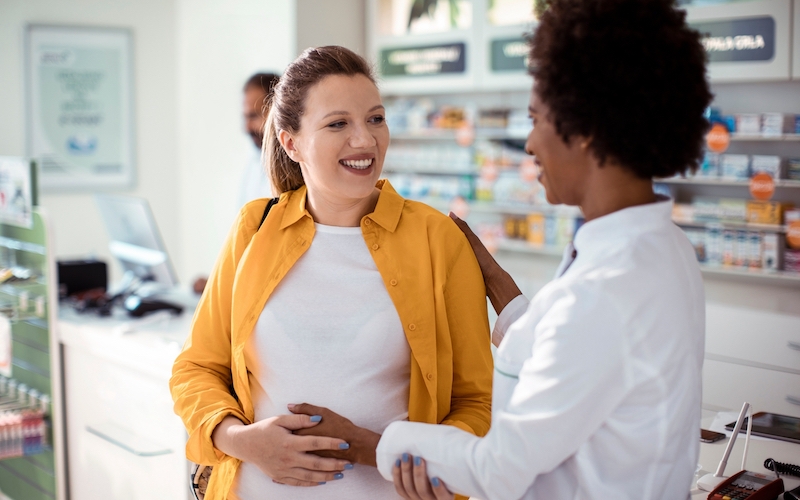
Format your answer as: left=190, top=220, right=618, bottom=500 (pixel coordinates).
left=706, top=470, right=784, bottom=500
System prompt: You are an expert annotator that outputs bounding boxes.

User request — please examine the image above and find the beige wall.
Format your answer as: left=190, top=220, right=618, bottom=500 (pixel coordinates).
left=0, top=0, right=180, bottom=283
left=296, top=0, right=366, bottom=56
left=0, top=0, right=296, bottom=284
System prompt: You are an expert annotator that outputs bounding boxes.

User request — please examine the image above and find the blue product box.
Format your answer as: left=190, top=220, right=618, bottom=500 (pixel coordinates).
left=722, top=115, right=736, bottom=132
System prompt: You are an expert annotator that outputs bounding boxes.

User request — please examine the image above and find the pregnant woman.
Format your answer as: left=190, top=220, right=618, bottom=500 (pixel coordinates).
left=170, top=45, right=493, bottom=500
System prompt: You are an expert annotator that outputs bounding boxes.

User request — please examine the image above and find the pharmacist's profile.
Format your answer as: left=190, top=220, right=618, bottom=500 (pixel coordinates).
left=289, top=0, right=713, bottom=498
left=193, top=72, right=280, bottom=294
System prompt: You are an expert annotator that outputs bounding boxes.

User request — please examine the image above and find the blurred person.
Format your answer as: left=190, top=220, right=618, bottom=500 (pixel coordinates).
left=239, top=72, right=280, bottom=206
left=290, top=1, right=712, bottom=499
left=170, top=46, right=493, bottom=500
left=193, top=72, right=280, bottom=294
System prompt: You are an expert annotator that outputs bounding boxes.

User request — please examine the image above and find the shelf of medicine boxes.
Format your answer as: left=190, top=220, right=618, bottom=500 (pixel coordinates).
left=656, top=177, right=800, bottom=188
left=390, top=129, right=529, bottom=141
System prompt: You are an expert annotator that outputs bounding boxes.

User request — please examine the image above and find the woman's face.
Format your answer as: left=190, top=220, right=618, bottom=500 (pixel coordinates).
left=525, top=90, right=592, bottom=206
left=281, top=74, right=389, bottom=205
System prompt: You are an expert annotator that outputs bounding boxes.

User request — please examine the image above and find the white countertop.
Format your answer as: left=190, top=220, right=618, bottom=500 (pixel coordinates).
left=57, top=292, right=198, bottom=380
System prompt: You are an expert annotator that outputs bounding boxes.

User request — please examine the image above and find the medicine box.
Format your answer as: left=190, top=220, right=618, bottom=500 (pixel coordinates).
left=721, top=154, right=750, bottom=180
left=745, top=201, right=789, bottom=225
left=761, top=113, right=794, bottom=136
left=526, top=213, right=545, bottom=247
left=761, top=233, right=781, bottom=271
left=788, top=159, right=800, bottom=181
left=750, top=155, right=782, bottom=179
left=736, top=114, right=761, bottom=135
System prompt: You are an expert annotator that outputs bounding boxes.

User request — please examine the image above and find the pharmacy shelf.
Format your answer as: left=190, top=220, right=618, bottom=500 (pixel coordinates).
left=384, top=167, right=478, bottom=176
left=674, top=220, right=786, bottom=233
left=729, top=133, right=800, bottom=141
left=391, top=129, right=528, bottom=141
left=657, top=177, right=800, bottom=188
left=414, top=197, right=581, bottom=217
left=495, top=239, right=566, bottom=257
left=698, top=265, right=800, bottom=286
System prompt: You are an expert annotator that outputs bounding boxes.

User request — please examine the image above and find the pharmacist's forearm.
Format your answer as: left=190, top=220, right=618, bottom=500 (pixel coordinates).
left=486, top=268, right=523, bottom=316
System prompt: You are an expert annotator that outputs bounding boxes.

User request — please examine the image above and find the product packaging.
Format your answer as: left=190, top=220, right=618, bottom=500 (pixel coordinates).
left=788, top=159, right=800, bottom=181
left=785, top=250, right=800, bottom=273
left=734, top=231, right=748, bottom=267
left=684, top=229, right=706, bottom=262
left=795, top=115, right=800, bottom=134
left=705, top=227, right=723, bottom=265
left=761, top=233, right=781, bottom=271
left=750, top=155, right=782, bottom=179
left=748, top=232, right=762, bottom=269
left=722, top=230, right=736, bottom=266
left=721, top=154, right=750, bottom=180
left=526, top=213, right=545, bottom=247
left=786, top=208, right=800, bottom=250
left=761, top=113, right=794, bottom=136
left=544, top=215, right=557, bottom=247
left=700, top=152, right=720, bottom=177
left=555, top=216, right=574, bottom=247
left=745, top=201, right=789, bottom=225
left=735, top=114, right=761, bottom=135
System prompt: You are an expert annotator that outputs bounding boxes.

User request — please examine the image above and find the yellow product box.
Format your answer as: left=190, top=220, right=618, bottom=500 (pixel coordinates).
left=745, top=201, right=792, bottom=225
left=526, top=213, right=545, bottom=246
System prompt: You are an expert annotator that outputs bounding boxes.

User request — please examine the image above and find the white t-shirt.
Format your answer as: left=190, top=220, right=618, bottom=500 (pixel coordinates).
left=234, top=223, right=410, bottom=499
left=377, top=196, right=706, bottom=500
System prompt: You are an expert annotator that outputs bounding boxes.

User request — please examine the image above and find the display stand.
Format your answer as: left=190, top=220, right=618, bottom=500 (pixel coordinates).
left=0, top=158, right=65, bottom=500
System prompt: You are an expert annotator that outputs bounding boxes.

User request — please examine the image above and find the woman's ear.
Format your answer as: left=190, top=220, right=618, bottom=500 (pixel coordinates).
left=278, top=129, right=302, bottom=163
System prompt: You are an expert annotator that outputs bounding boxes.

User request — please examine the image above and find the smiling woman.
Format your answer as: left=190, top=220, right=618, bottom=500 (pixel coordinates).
left=169, top=46, right=493, bottom=500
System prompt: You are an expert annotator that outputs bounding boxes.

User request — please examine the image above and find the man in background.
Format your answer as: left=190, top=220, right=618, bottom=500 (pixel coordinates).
left=193, top=72, right=280, bottom=294
left=239, top=72, right=281, bottom=206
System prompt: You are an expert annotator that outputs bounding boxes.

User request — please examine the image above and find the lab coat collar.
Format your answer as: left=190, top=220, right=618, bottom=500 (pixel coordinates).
left=279, top=179, right=404, bottom=232
left=573, top=195, right=673, bottom=255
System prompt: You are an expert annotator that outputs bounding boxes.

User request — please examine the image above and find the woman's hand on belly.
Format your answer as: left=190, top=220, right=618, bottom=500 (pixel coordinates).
left=289, top=403, right=381, bottom=468
left=211, top=414, right=353, bottom=486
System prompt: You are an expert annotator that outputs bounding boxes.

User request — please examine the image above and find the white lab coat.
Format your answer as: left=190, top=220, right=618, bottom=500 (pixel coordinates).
left=376, top=196, right=705, bottom=500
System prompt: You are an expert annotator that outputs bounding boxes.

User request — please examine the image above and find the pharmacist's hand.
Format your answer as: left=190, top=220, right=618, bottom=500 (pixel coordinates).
left=289, top=403, right=380, bottom=467
left=213, top=414, right=351, bottom=486
left=449, top=212, right=522, bottom=317
left=393, top=455, right=454, bottom=500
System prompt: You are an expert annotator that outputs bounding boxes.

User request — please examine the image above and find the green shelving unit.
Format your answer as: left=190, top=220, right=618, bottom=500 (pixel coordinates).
left=0, top=158, right=65, bottom=500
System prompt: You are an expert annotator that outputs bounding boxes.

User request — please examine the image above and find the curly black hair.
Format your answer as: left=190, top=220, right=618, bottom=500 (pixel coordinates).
left=529, top=0, right=712, bottom=178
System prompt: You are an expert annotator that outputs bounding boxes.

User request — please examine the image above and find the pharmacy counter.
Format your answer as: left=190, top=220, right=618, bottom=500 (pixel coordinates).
left=58, top=303, right=196, bottom=500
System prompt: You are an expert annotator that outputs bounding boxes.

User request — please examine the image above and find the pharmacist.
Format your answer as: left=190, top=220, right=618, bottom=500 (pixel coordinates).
left=370, top=1, right=711, bottom=499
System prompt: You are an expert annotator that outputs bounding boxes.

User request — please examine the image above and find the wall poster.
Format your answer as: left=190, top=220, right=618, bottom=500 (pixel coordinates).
left=26, top=25, right=135, bottom=191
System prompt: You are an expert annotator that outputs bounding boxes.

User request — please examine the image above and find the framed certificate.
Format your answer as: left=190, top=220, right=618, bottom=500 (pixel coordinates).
left=26, top=25, right=135, bottom=191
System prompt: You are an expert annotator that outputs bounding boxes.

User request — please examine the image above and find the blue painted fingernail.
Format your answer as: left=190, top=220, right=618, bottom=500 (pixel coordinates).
left=395, top=459, right=401, bottom=467
left=318, top=482, right=326, bottom=485
left=344, top=464, right=354, bottom=470
left=310, top=415, right=322, bottom=422
left=402, top=453, right=409, bottom=463
left=339, top=442, right=350, bottom=450
left=414, top=456, right=421, bottom=466
left=334, top=473, right=344, bottom=480
left=432, top=477, right=441, bottom=487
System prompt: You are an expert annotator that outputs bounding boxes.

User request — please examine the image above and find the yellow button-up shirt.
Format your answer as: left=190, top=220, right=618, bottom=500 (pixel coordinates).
left=170, top=180, right=493, bottom=500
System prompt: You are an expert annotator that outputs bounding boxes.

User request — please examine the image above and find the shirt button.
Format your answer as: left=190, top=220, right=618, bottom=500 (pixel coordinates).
left=408, top=324, right=416, bottom=331
left=372, top=243, right=379, bottom=250
left=364, top=219, right=371, bottom=225
left=390, top=279, right=398, bottom=286
left=426, top=373, right=433, bottom=380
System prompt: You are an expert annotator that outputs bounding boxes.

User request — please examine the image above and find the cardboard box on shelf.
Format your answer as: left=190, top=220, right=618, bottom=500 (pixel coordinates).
left=761, top=113, right=794, bottom=136
left=788, top=159, right=800, bottom=181
left=721, top=154, right=750, bottom=180
left=761, top=233, right=781, bottom=271
left=750, top=155, right=782, bottom=179
left=745, top=201, right=791, bottom=225
left=526, top=213, right=545, bottom=247
left=735, top=114, right=761, bottom=135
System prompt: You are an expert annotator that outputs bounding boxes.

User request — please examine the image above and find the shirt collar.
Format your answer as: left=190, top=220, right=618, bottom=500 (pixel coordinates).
left=573, top=195, right=674, bottom=255
left=279, top=179, right=404, bottom=232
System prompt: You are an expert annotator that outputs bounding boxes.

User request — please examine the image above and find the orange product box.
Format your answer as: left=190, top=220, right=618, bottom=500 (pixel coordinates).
left=745, top=201, right=792, bottom=225
left=526, top=213, right=545, bottom=247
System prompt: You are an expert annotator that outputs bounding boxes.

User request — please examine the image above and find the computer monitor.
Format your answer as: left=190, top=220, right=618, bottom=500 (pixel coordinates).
left=95, top=194, right=178, bottom=290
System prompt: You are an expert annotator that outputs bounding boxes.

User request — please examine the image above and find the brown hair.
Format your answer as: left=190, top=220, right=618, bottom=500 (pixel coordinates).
left=264, top=46, right=376, bottom=193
